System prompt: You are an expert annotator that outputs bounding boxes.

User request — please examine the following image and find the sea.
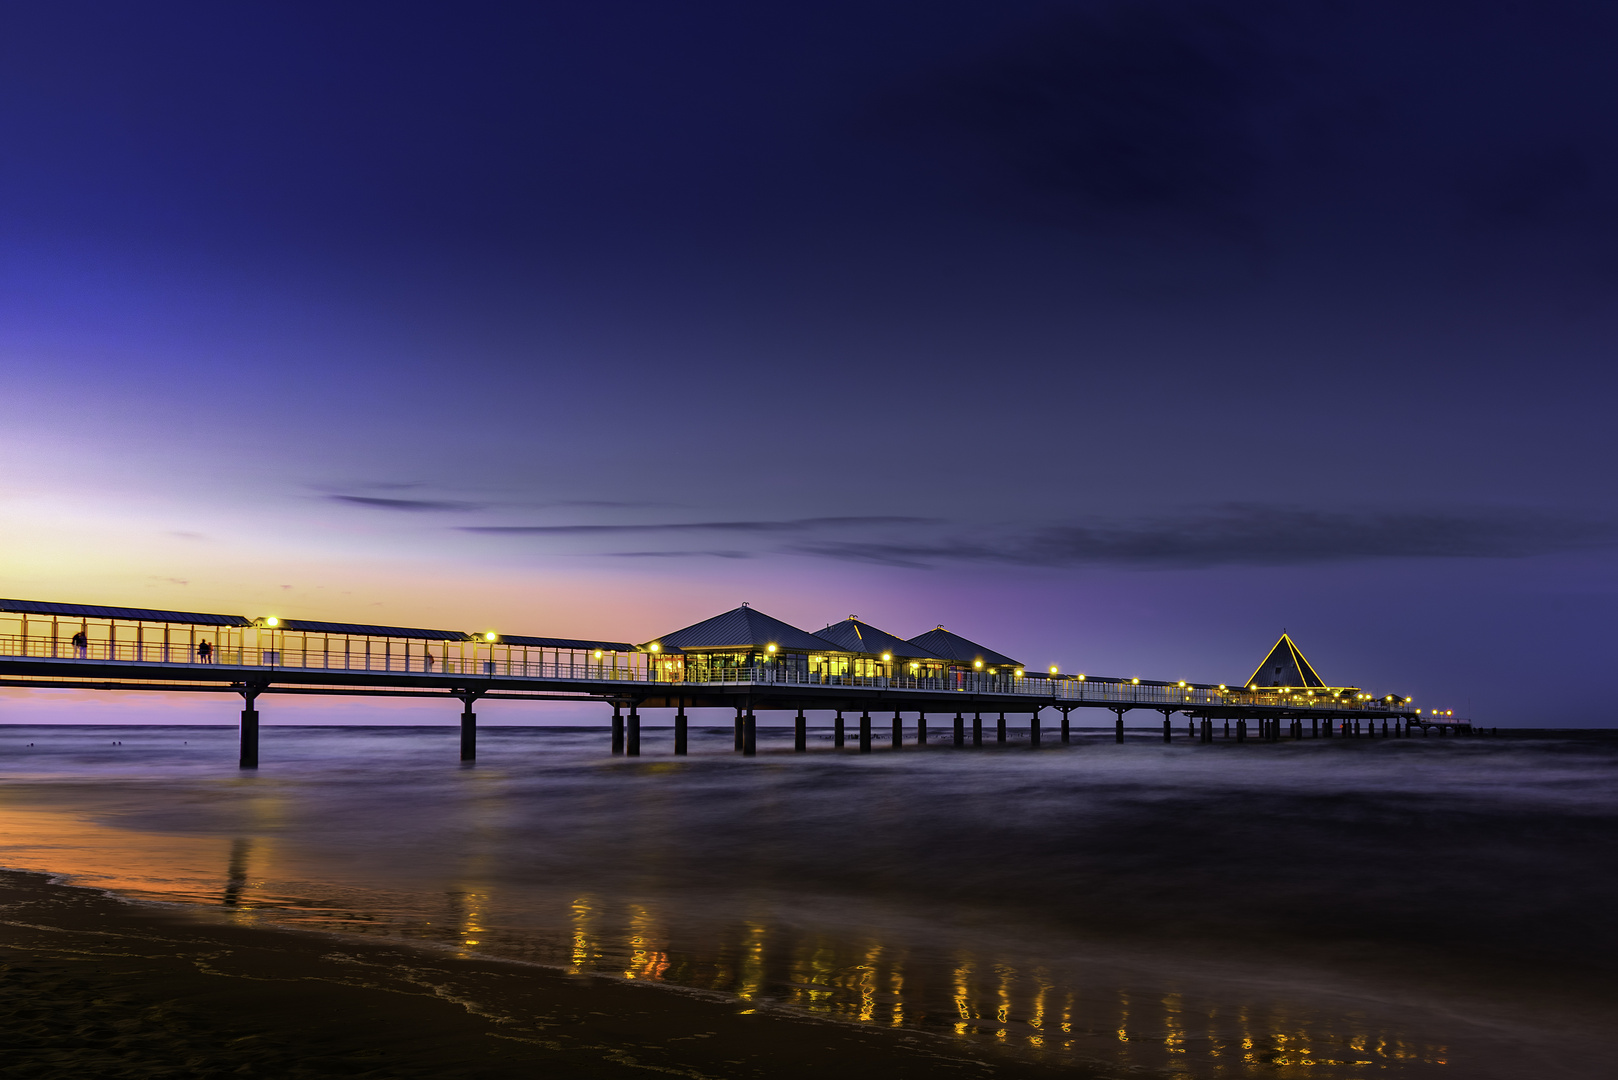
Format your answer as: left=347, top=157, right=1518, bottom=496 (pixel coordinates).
left=1, top=722, right=1613, bottom=1079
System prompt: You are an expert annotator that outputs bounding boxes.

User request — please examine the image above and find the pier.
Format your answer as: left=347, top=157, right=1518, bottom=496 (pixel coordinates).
left=0, top=599, right=1466, bottom=767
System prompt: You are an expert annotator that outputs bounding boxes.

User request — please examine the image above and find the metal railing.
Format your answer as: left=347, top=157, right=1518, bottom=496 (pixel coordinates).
left=0, top=635, right=1400, bottom=713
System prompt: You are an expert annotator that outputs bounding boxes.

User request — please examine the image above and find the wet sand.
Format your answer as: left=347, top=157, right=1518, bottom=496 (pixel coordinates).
left=0, top=869, right=1084, bottom=1079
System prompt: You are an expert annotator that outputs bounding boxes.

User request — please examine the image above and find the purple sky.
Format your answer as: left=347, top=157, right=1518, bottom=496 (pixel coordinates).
left=4, top=1, right=1617, bottom=725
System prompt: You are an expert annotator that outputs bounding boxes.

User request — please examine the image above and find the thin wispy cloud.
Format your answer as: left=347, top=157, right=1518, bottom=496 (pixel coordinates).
left=461, top=516, right=936, bottom=535
left=329, top=495, right=486, bottom=512
left=788, top=506, right=1618, bottom=569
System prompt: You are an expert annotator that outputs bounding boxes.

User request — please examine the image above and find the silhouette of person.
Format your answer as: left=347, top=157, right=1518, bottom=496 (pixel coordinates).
left=198, top=640, right=213, bottom=663
left=71, top=630, right=87, bottom=658
left=424, top=652, right=435, bottom=672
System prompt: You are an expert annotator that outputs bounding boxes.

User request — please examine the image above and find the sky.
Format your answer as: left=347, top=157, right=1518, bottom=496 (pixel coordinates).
left=3, top=0, right=1617, bottom=725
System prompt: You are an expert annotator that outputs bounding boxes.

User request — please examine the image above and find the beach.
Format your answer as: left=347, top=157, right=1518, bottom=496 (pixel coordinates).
left=2, top=724, right=1615, bottom=1078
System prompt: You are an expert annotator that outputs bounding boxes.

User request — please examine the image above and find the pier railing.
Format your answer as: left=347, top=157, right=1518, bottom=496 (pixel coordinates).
left=0, top=635, right=1396, bottom=714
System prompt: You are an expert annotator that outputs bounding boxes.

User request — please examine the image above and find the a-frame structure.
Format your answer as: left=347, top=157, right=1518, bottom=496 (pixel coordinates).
left=1243, top=633, right=1352, bottom=692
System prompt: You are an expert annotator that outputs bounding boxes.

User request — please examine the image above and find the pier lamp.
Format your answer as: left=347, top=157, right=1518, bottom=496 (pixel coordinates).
left=648, top=642, right=660, bottom=652
left=265, top=617, right=279, bottom=627
left=1014, top=668, right=1024, bottom=678
left=881, top=651, right=891, bottom=662
left=593, top=650, right=603, bottom=659
left=1077, top=674, right=1086, bottom=681
left=1131, top=678, right=1140, bottom=685
left=1177, top=681, right=1186, bottom=688
left=1050, top=666, right=1059, bottom=675
left=974, top=659, right=983, bottom=669
left=1218, top=684, right=1226, bottom=691
left=767, top=643, right=778, bottom=654
left=484, top=632, right=497, bottom=642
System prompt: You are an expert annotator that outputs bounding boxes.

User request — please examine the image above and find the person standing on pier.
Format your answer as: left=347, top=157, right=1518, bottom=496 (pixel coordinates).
left=71, top=630, right=87, bottom=658
left=198, top=640, right=213, bottom=663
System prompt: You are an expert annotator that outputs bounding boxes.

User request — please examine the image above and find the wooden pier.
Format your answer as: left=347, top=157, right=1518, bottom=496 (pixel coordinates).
left=1, top=598, right=1458, bottom=767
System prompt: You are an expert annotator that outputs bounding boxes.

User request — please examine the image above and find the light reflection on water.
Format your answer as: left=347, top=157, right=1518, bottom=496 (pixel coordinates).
left=2, top=723, right=1614, bottom=1078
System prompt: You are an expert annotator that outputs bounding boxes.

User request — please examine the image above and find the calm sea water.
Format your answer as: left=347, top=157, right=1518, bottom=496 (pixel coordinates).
left=2, top=722, right=1614, bottom=1078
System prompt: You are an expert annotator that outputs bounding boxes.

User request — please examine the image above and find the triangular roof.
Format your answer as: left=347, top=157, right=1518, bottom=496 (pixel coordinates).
left=648, top=606, right=839, bottom=653
left=906, top=625, right=1021, bottom=668
left=1244, top=633, right=1327, bottom=689
left=814, top=617, right=945, bottom=660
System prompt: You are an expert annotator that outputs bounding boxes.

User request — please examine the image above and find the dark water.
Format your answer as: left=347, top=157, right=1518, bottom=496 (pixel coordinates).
left=2, top=723, right=1614, bottom=1078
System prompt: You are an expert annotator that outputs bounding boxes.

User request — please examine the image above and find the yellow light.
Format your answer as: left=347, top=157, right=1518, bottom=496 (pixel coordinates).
left=974, top=660, right=983, bottom=669
left=484, top=631, right=496, bottom=641
left=767, top=643, right=777, bottom=654
left=1131, top=678, right=1139, bottom=685
left=593, top=650, right=603, bottom=659
left=1050, top=665, right=1059, bottom=674
left=881, top=652, right=891, bottom=662
left=649, top=642, right=660, bottom=652
left=1077, top=673, right=1085, bottom=681
left=1177, top=681, right=1186, bottom=687
left=265, top=617, right=279, bottom=627
left=1014, top=669, right=1024, bottom=678
left=1249, top=684, right=1256, bottom=691
left=1218, top=684, right=1226, bottom=690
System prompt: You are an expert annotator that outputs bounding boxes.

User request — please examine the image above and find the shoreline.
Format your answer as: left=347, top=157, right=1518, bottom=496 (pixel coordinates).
left=0, top=868, right=1090, bottom=1079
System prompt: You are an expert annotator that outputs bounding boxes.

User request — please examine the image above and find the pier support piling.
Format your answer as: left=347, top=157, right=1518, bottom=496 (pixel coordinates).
left=733, top=709, right=744, bottom=752
left=1060, top=707, right=1071, bottom=744
left=794, top=709, right=807, bottom=752
left=1113, top=709, right=1125, bottom=744
left=835, top=710, right=845, bottom=748
left=917, top=711, right=927, bottom=746
left=675, top=705, right=688, bottom=756
left=997, top=713, right=1007, bottom=745
left=892, top=710, right=903, bottom=748
left=1162, top=713, right=1172, bottom=744
left=460, top=695, right=479, bottom=762
left=1030, top=710, right=1040, bottom=748
left=954, top=712, right=965, bottom=747
left=743, top=709, right=756, bottom=756
left=612, top=706, right=625, bottom=755
left=972, top=713, right=983, bottom=747
left=237, top=687, right=261, bottom=770
left=627, top=707, right=641, bottom=757
left=859, top=711, right=872, bottom=753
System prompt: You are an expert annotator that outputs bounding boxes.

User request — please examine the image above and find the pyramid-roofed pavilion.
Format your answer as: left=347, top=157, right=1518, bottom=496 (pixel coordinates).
left=647, top=605, right=839, bottom=654
left=1244, top=633, right=1329, bottom=690
left=815, top=617, right=944, bottom=660
left=907, top=625, right=1021, bottom=669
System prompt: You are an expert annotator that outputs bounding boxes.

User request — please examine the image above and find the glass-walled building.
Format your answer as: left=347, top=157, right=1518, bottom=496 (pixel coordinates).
left=643, top=604, right=849, bottom=683
left=812, top=617, right=949, bottom=680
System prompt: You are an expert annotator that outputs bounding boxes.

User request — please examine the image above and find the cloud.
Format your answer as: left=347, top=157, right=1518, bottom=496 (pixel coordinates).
left=787, top=506, right=1618, bottom=569
left=329, top=495, right=486, bottom=512
left=602, top=550, right=756, bottom=560
left=461, top=516, right=935, bottom=536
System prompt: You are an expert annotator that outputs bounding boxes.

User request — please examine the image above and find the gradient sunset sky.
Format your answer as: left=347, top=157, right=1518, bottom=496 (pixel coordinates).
left=5, top=1, right=1617, bottom=724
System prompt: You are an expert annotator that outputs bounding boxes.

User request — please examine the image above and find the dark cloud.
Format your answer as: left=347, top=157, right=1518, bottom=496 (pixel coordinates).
left=787, top=506, right=1618, bottom=569
left=602, top=550, right=756, bottom=560
left=461, top=516, right=936, bottom=536
left=328, top=495, right=485, bottom=512
left=873, top=2, right=1280, bottom=228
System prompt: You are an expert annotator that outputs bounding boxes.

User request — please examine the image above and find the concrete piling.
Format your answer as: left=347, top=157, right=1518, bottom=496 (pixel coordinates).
left=859, top=711, right=872, bottom=753
left=794, top=709, right=807, bottom=752
left=674, top=706, right=688, bottom=755
left=627, top=707, right=641, bottom=757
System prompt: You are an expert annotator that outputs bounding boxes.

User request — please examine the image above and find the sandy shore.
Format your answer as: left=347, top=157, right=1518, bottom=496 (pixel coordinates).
left=0, top=869, right=1092, bottom=1079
